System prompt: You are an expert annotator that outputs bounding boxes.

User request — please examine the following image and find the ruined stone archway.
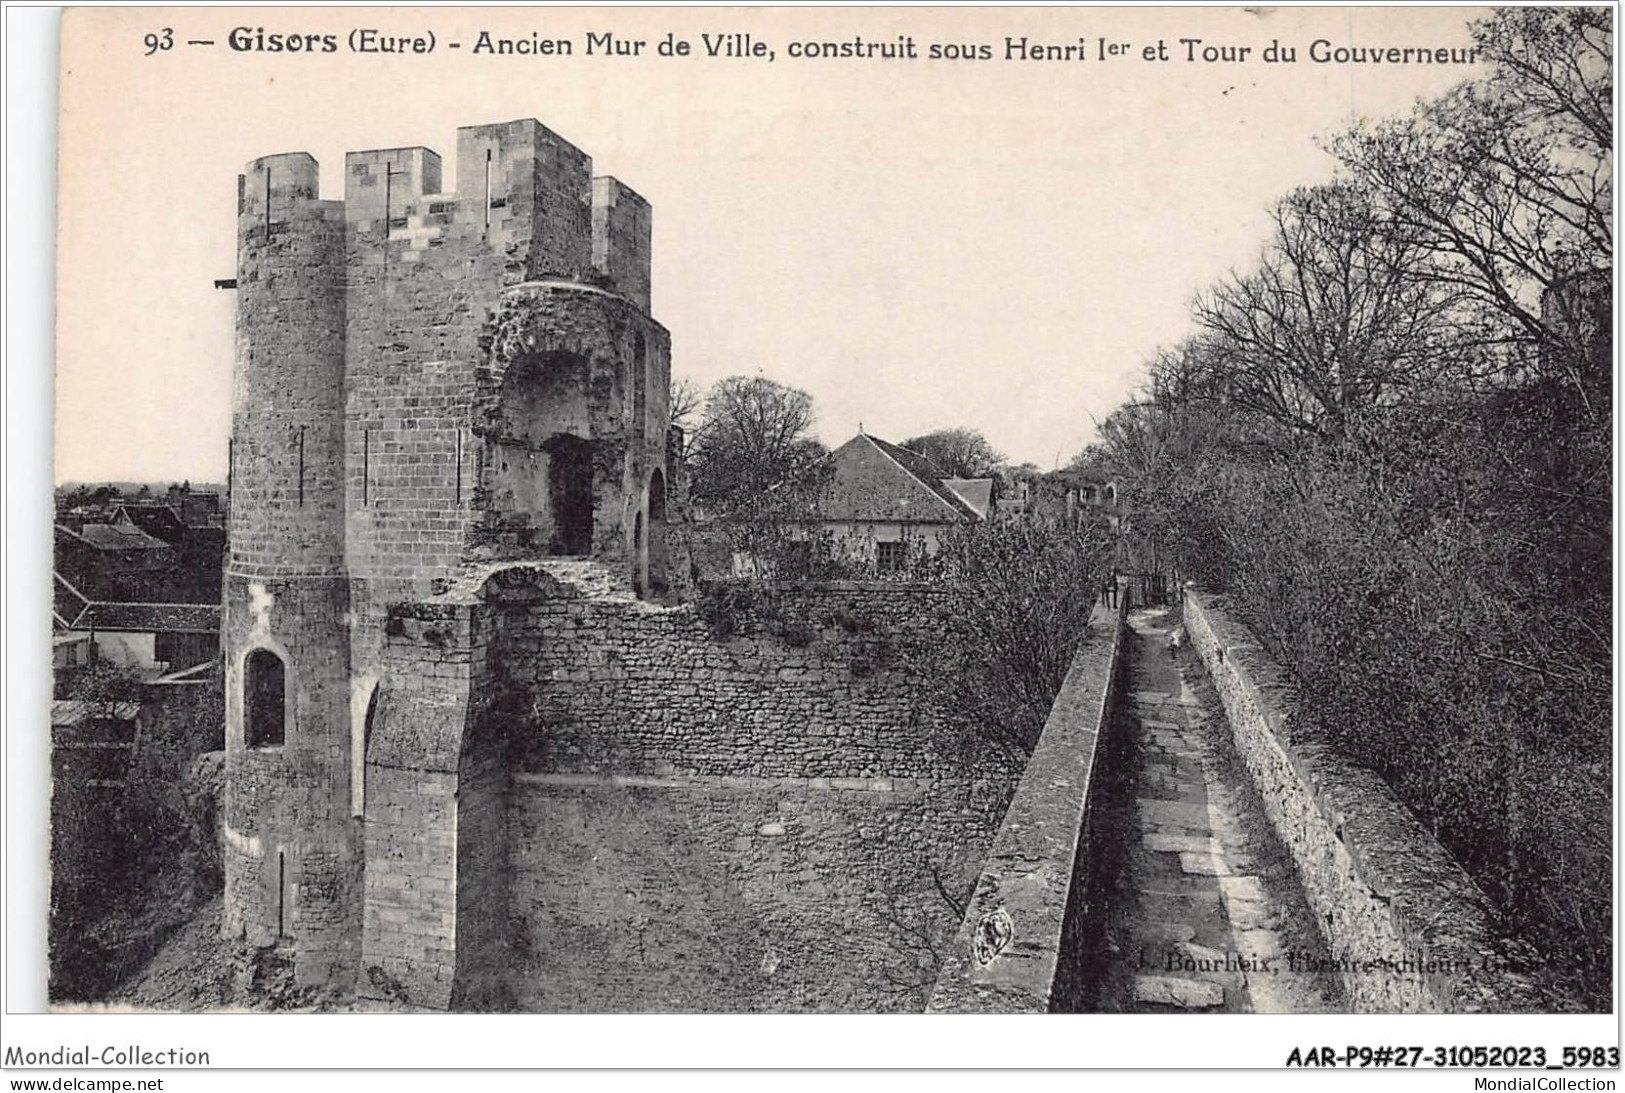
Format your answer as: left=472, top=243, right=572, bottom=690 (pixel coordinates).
left=487, top=350, right=595, bottom=556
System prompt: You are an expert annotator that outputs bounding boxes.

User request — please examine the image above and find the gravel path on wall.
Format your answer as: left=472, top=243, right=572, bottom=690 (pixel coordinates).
left=1092, top=606, right=1346, bottom=1014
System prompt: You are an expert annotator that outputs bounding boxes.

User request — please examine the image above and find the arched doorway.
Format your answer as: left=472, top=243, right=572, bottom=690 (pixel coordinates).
left=647, top=469, right=668, bottom=597
left=489, top=350, right=595, bottom=555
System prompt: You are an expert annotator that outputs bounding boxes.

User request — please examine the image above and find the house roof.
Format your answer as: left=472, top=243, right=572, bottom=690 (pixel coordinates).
left=54, top=573, right=92, bottom=630
left=864, top=436, right=985, bottom=521
left=61, top=522, right=171, bottom=552
left=943, top=478, right=995, bottom=519
left=79, top=602, right=221, bottom=634
left=812, top=434, right=984, bottom=524
left=53, top=569, right=221, bottom=634
left=114, top=503, right=187, bottom=543
left=52, top=699, right=140, bottom=726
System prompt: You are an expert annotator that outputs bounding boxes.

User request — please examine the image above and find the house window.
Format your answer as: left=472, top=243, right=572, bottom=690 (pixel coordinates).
left=876, top=540, right=907, bottom=573
left=783, top=540, right=813, bottom=575
left=245, top=649, right=286, bottom=748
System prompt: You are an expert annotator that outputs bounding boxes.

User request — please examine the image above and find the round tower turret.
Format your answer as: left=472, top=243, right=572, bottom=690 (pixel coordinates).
left=220, top=152, right=359, bottom=989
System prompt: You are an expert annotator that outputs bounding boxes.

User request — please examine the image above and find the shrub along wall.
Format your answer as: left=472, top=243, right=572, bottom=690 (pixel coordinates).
left=1183, top=591, right=1577, bottom=1013
left=1136, top=435, right=1611, bottom=1009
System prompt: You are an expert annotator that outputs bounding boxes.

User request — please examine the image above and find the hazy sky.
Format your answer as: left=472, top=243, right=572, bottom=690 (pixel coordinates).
left=54, top=6, right=1489, bottom=483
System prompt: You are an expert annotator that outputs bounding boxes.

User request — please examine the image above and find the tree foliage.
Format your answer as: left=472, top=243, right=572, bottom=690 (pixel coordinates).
left=915, top=516, right=1114, bottom=765
left=52, top=669, right=225, bottom=1002
left=687, top=375, right=827, bottom=509
left=682, top=375, right=832, bottom=576
left=899, top=427, right=1007, bottom=479
left=1099, top=10, right=1612, bottom=1007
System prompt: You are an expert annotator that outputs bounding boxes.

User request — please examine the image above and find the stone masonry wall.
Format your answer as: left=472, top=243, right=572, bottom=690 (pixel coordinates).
left=336, top=121, right=670, bottom=681
left=927, top=599, right=1127, bottom=1014
left=357, top=561, right=1013, bottom=1011
left=490, top=571, right=965, bottom=781
left=357, top=596, right=494, bottom=1010
left=231, top=153, right=347, bottom=578
left=508, top=775, right=1001, bottom=1012
left=221, top=575, right=358, bottom=988
left=488, top=566, right=1007, bottom=1010
left=228, top=121, right=676, bottom=1003
left=1182, top=591, right=1570, bottom=1013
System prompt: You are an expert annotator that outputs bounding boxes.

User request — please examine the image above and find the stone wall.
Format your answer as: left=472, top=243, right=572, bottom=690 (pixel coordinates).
left=508, top=774, right=999, bottom=1012
left=927, top=599, right=1127, bottom=1013
left=358, top=561, right=1014, bottom=1011
left=491, top=567, right=1008, bottom=1011
left=358, top=592, right=494, bottom=1009
left=337, top=120, right=671, bottom=599
left=492, top=572, right=963, bottom=780
left=225, top=120, right=678, bottom=998
left=1181, top=591, right=1569, bottom=1013
left=230, top=153, right=347, bottom=580
left=221, top=574, right=358, bottom=990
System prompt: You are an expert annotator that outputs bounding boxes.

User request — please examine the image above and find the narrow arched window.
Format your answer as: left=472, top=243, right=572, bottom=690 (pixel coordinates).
left=353, top=684, right=380, bottom=818
left=646, top=469, right=669, bottom=596
left=245, top=649, right=287, bottom=748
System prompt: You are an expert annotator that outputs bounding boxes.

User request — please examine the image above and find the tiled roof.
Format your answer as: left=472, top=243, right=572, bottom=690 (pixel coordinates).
left=114, top=504, right=187, bottom=543
left=79, top=601, right=221, bottom=634
left=943, top=478, right=995, bottom=519
left=863, top=436, right=984, bottom=522
left=66, top=522, right=172, bottom=552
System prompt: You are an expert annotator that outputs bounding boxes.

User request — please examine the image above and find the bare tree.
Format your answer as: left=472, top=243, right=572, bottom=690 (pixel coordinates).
left=916, top=518, right=1112, bottom=764
left=666, top=375, right=704, bottom=458
left=1193, top=183, right=1474, bottom=439
left=684, top=376, right=832, bottom=574
left=1331, top=8, right=1611, bottom=407
left=1087, top=9, right=1616, bottom=1006
left=868, top=852, right=974, bottom=1002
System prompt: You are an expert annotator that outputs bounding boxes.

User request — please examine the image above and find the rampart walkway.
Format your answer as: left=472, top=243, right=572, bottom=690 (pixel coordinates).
left=1090, top=606, right=1343, bottom=1012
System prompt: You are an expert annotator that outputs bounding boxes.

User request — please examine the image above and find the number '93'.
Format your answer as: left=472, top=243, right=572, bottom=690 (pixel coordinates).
left=144, top=28, right=173, bottom=55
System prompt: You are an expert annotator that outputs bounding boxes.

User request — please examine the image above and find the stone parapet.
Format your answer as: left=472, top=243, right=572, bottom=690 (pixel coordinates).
left=1181, top=590, right=1574, bottom=1013
left=927, top=598, right=1128, bottom=1013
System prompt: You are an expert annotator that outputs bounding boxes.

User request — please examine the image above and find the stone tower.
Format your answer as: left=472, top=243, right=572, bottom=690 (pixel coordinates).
left=220, top=120, right=671, bottom=996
